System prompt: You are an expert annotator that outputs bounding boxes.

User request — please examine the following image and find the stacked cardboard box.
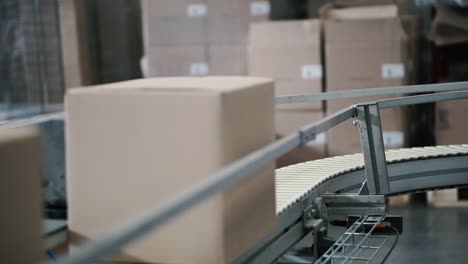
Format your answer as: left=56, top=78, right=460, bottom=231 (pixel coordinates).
left=0, top=128, right=43, bottom=263
left=429, top=100, right=468, bottom=206
left=249, top=20, right=326, bottom=165
left=322, top=4, right=415, bottom=156
left=142, top=0, right=270, bottom=77
left=66, top=77, right=276, bottom=263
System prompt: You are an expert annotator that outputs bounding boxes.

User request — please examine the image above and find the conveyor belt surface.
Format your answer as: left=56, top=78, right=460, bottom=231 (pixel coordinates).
left=275, top=145, right=468, bottom=214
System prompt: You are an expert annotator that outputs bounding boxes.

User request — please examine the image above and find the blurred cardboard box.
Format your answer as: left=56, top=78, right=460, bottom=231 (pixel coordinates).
left=0, top=128, right=43, bottom=263
left=323, top=4, right=410, bottom=156
left=146, top=45, right=209, bottom=76
left=275, top=109, right=327, bottom=167
left=208, top=45, right=247, bottom=75
left=66, top=77, right=276, bottom=264
left=249, top=20, right=323, bottom=110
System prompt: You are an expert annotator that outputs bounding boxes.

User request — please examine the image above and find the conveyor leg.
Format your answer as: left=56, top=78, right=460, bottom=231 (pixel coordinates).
left=355, top=104, right=390, bottom=195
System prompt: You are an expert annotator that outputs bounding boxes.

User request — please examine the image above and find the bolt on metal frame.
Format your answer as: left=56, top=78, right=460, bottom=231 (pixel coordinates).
left=30, top=82, right=468, bottom=264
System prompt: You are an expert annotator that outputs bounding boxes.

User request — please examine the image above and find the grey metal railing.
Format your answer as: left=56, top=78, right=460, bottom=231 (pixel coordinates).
left=17, top=81, right=466, bottom=264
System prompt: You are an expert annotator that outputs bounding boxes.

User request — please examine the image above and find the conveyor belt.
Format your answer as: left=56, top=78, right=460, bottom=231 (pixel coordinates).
left=275, top=144, right=468, bottom=215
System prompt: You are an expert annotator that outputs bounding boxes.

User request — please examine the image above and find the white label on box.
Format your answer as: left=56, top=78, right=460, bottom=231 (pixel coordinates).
left=381, top=64, right=405, bottom=79
left=307, top=133, right=327, bottom=147
left=187, top=4, right=207, bottom=18
left=383, top=131, right=404, bottom=147
left=250, top=1, right=271, bottom=16
left=190, top=63, right=209, bottom=76
left=301, top=65, right=323, bottom=80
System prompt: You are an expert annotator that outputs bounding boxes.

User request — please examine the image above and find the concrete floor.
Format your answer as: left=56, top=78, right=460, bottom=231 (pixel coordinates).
left=386, top=205, right=468, bottom=264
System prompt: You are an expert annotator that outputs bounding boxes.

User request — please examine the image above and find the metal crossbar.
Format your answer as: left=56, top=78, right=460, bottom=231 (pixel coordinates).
left=315, top=215, right=389, bottom=264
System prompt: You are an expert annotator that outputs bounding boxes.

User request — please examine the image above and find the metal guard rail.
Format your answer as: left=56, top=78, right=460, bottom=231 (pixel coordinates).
left=31, top=82, right=468, bottom=264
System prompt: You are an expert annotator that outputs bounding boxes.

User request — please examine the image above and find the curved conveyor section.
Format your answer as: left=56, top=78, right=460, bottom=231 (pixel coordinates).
left=276, top=144, right=468, bottom=215
left=238, top=145, right=468, bottom=264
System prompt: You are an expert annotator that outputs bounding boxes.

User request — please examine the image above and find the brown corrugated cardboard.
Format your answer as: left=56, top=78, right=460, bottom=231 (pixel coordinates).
left=327, top=97, right=407, bottom=156
left=323, top=4, right=410, bottom=155
left=146, top=45, right=208, bottom=77
left=0, top=128, right=43, bottom=263
left=275, top=110, right=326, bottom=167
left=209, top=45, right=247, bottom=75
left=436, top=100, right=468, bottom=145
left=66, top=77, right=276, bottom=263
left=249, top=20, right=323, bottom=110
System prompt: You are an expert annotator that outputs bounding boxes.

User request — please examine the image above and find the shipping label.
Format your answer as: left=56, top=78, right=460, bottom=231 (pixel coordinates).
left=381, top=64, right=405, bottom=79
left=301, top=64, right=323, bottom=80
left=190, top=63, right=209, bottom=76
left=251, top=1, right=271, bottom=16
left=383, top=131, right=404, bottom=147
left=187, top=4, right=207, bottom=17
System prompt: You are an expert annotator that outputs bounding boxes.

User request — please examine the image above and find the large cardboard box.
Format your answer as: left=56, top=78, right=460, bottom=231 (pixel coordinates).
left=66, top=77, right=276, bottom=263
left=146, top=45, right=208, bottom=76
left=249, top=20, right=323, bottom=110
left=209, top=44, right=247, bottom=75
left=0, top=128, right=43, bottom=263
left=275, top=109, right=327, bottom=167
left=208, top=15, right=248, bottom=44
left=323, top=4, right=410, bottom=156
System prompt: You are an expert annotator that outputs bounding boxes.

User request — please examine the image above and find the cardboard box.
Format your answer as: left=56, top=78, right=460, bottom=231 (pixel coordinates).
left=146, top=45, right=208, bottom=76
left=209, top=44, right=247, bottom=75
left=436, top=100, right=468, bottom=145
left=66, top=77, right=276, bottom=263
left=0, top=128, right=43, bottom=263
left=143, top=16, right=207, bottom=46
left=275, top=109, right=327, bottom=167
left=327, top=97, right=407, bottom=156
left=323, top=4, right=410, bottom=156
left=249, top=20, right=323, bottom=110
left=208, top=15, right=248, bottom=44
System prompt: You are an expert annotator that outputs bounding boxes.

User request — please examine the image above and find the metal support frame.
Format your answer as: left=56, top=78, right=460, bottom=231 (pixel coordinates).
left=321, top=195, right=385, bottom=217
left=355, top=104, right=390, bottom=195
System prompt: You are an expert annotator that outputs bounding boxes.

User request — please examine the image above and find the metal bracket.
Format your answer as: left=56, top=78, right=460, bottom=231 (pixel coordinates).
left=355, top=104, right=390, bottom=195
left=298, top=129, right=316, bottom=146
left=321, top=194, right=386, bottom=216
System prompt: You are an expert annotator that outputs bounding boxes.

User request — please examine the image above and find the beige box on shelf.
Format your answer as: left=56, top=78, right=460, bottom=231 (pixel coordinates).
left=249, top=20, right=323, bottom=110
left=323, top=4, right=410, bottom=156
left=0, top=128, right=43, bottom=263
left=146, top=45, right=208, bottom=77
left=208, top=44, right=247, bottom=75
left=276, top=109, right=327, bottom=167
left=66, top=77, right=276, bottom=264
